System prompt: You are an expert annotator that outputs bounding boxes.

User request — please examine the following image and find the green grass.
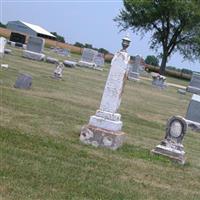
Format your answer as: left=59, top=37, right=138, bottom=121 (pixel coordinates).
left=0, top=46, right=200, bottom=200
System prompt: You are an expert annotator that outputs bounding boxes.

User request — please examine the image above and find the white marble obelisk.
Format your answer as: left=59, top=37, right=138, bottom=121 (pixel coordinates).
left=80, top=35, right=131, bottom=150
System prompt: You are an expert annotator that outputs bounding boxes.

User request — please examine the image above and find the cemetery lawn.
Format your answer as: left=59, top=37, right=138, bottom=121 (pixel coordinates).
left=1, top=47, right=200, bottom=200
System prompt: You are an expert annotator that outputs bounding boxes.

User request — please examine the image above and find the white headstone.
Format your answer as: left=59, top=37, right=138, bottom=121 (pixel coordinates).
left=53, top=63, right=64, bottom=78
left=0, top=37, right=7, bottom=58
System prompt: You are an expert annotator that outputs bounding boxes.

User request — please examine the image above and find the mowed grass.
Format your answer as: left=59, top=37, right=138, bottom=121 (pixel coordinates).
left=0, top=46, right=200, bottom=200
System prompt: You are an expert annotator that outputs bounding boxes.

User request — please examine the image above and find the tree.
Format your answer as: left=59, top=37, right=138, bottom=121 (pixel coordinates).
left=98, top=48, right=109, bottom=54
left=50, top=32, right=65, bottom=43
left=145, top=55, right=159, bottom=66
left=0, top=22, right=6, bottom=28
left=74, top=42, right=85, bottom=48
left=114, top=0, right=200, bottom=75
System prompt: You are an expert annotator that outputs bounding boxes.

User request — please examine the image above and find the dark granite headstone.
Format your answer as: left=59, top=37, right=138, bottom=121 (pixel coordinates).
left=14, top=74, right=32, bottom=89
left=186, top=73, right=200, bottom=95
left=185, top=94, right=200, bottom=123
left=27, top=36, right=44, bottom=53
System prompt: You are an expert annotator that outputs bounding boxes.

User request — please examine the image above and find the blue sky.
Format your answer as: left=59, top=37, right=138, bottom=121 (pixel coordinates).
left=1, top=0, right=199, bottom=72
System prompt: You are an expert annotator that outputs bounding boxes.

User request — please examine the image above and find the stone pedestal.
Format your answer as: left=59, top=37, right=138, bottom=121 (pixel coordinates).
left=152, top=116, right=187, bottom=164
left=152, top=139, right=186, bottom=164
left=23, top=50, right=45, bottom=61
left=80, top=35, right=131, bottom=150
left=80, top=125, right=126, bottom=150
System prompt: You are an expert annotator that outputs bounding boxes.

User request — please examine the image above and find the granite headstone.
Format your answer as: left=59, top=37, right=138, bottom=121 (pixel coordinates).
left=14, top=74, right=32, bottom=89
left=185, top=94, right=200, bottom=124
left=186, top=73, right=200, bottom=95
left=27, top=36, right=45, bottom=53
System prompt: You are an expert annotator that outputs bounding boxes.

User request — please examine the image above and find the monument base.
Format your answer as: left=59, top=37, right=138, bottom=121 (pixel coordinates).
left=89, top=114, right=122, bottom=132
left=185, top=119, right=200, bottom=133
left=152, top=139, right=185, bottom=164
left=80, top=125, right=126, bottom=150
left=63, top=60, right=77, bottom=68
left=23, top=50, right=45, bottom=61
left=46, top=56, right=59, bottom=64
left=128, top=72, right=140, bottom=81
left=77, top=61, right=102, bottom=71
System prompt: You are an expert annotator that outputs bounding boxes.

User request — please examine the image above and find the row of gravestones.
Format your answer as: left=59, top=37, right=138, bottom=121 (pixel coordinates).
left=77, top=48, right=105, bottom=70
left=6, top=34, right=106, bottom=70
left=80, top=35, right=200, bottom=165
left=2, top=34, right=199, bottom=164
left=153, top=72, right=200, bottom=164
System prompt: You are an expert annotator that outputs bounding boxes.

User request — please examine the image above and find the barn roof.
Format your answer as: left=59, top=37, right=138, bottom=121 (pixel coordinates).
left=20, top=21, right=56, bottom=38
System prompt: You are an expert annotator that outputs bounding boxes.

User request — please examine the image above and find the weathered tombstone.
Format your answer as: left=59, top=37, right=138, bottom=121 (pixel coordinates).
left=23, top=36, right=45, bottom=61
left=186, top=73, right=200, bottom=95
left=151, top=72, right=167, bottom=89
left=53, top=62, right=64, bottom=79
left=185, top=94, right=200, bottom=124
left=128, top=55, right=141, bottom=81
left=152, top=116, right=187, bottom=164
left=46, top=56, right=59, bottom=64
left=26, top=36, right=44, bottom=53
left=14, top=74, right=32, bottom=89
left=80, top=35, right=131, bottom=150
left=177, top=88, right=186, bottom=95
left=0, top=37, right=7, bottom=58
left=93, top=52, right=105, bottom=69
left=23, top=50, right=45, bottom=61
left=58, top=48, right=70, bottom=57
left=78, top=48, right=98, bottom=69
left=1, top=64, right=9, bottom=69
left=10, top=32, right=26, bottom=44
left=63, top=60, right=77, bottom=68
left=4, top=49, right=12, bottom=54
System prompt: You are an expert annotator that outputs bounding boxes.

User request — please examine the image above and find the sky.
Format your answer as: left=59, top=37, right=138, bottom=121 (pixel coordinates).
left=1, top=0, right=199, bottom=72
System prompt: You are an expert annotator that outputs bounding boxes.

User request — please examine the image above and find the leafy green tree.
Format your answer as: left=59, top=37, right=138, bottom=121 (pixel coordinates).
left=84, top=43, right=93, bottom=49
left=145, top=55, right=159, bottom=66
left=98, top=48, right=109, bottom=54
left=50, top=32, right=65, bottom=43
left=0, top=22, right=6, bottom=28
left=115, top=0, right=200, bottom=75
left=74, top=42, right=85, bottom=48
